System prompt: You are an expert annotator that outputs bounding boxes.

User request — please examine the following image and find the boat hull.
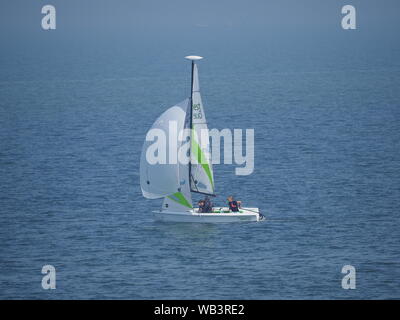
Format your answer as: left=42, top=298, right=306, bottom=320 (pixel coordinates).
left=153, top=208, right=262, bottom=223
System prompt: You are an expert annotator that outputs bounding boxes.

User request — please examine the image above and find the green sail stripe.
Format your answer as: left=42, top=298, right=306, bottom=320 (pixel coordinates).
left=167, top=192, right=193, bottom=208
left=191, top=129, right=214, bottom=190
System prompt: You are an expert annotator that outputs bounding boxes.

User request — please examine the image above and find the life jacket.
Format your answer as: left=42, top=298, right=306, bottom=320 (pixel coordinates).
left=229, top=201, right=239, bottom=212
left=203, top=198, right=213, bottom=213
left=198, top=202, right=205, bottom=213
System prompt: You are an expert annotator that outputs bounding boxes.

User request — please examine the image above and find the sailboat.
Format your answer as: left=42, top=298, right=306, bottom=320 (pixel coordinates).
left=140, top=56, right=262, bottom=222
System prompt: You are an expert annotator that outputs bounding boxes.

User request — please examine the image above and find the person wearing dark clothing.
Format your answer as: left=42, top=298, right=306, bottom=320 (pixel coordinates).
left=203, top=196, right=213, bottom=213
left=198, top=200, right=205, bottom=213
left=227, top=196, right=240, bottom=212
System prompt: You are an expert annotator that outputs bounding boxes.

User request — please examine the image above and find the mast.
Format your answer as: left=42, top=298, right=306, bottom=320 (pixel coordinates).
left=190, top=60, right=194, bottom=128
left=189, top=60, right=194, bottom=183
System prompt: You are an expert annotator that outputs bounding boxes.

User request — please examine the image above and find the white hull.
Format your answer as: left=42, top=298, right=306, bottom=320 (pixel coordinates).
left=153, top=207, right=263, bottom=223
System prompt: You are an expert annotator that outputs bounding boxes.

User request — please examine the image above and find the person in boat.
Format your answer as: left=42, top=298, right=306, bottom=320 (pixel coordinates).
left=198, top=200, right=205, bottom=213
left=203, top=196, right=213, bottom=213
left=227, top=196, right=241, bottom=212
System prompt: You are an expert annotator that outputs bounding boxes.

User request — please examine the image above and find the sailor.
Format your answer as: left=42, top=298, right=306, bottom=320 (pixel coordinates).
left=198, top=200, right=205, bottom=213
left=227, top=196, right=241, bottom=212
left=203, top=196, right=213, bottom=213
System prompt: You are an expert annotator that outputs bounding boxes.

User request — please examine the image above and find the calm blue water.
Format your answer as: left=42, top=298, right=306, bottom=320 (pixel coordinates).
left=1, top=22, right=400, bottom=299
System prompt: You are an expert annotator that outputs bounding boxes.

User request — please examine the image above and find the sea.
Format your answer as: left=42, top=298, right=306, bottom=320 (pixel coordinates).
left=0, top=6, right=399, bottom=299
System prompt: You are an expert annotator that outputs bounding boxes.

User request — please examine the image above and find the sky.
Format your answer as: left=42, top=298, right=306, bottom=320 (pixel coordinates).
left=0, top=0, right=399, bottom=83
left=1, top=0, right=399, bottom=40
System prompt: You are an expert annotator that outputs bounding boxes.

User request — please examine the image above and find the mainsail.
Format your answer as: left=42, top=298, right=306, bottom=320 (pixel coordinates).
left=189, top=62, right=215, bottom=196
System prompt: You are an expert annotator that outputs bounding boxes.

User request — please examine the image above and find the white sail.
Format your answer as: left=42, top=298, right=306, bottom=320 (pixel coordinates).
left=140, top=99, right=190, bottom=199
left=190, top=63, right=215, bottom=195
left=161, top=184, right=193, bottom=212
left=162, top=112, right=193, bottom=211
